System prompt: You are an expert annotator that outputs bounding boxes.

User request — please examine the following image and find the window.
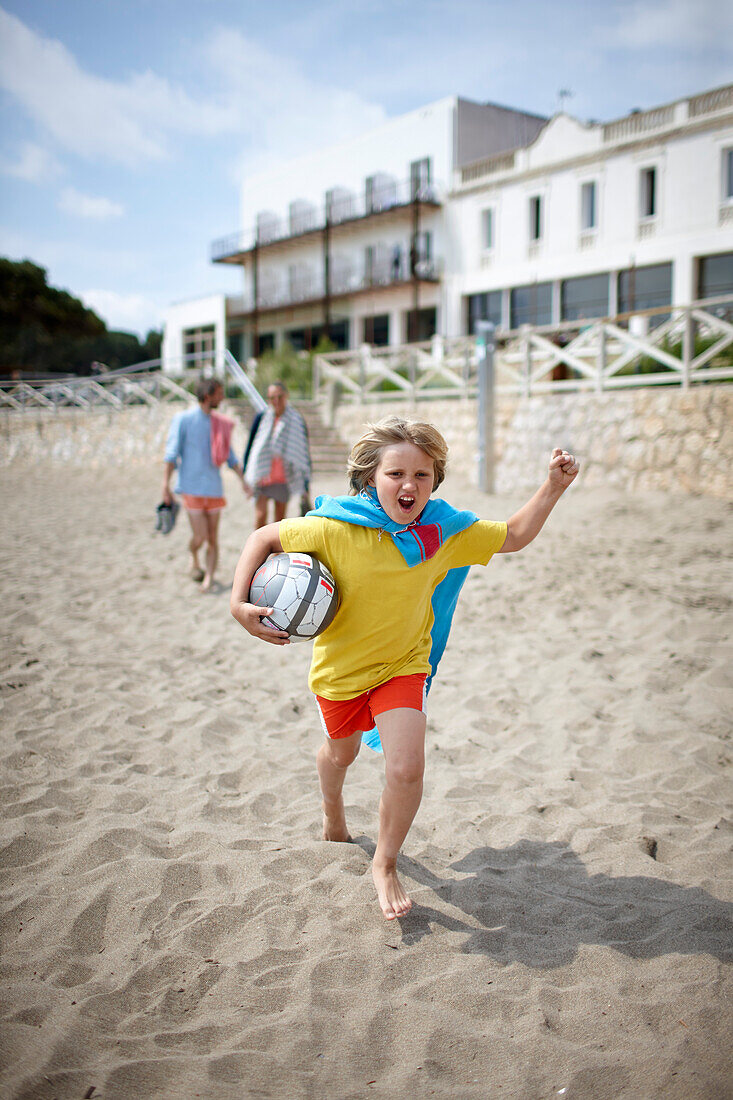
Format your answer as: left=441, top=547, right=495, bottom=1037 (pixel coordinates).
left=410, top=157, right=432, bottom=200
left=183, top=325, right=215, bottom=369
left=365, top=176, right=376, bottom=214
left=409, top=232, right=432, bottom=276
left=481, top=208, right=494, bottom=250
left=529, top=195, right=543, bottom=241
left=255, top=333, right=275, bottom=355
left=285, top=323, right=349, bottom=351
left=416, top=231, right=432, bottom=262
left=640, top=167, right=657, bottom=218
left=363, top=314, right=390, bottom=346
left=724, top=149, right=733, bottom=201
left=510, top=282, right=552, bottom=328
left=467, top=291, right=502, bottom=334
left=406, top=306, right=436, bottom=342
left=561, top=273, right=609, bottom=321
left=698, top=253, right=733, bottom=299
left=618, top=262, right=672, bottom=327
left=284, top=328, right=310, bottom=352
left=226, top=332, right=244, bottom=362
left=580, top=181, right=597, bottom=231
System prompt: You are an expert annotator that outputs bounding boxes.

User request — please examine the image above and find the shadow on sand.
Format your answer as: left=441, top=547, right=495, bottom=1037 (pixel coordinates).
left=355, top=836, right=733, bottom=965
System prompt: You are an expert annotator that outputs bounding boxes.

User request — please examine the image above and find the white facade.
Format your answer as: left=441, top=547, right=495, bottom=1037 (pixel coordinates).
left=240, top=98, right=456, bottom=227
left=162, top=84, right=733, bottom=374
left=449, top=86, right=733, bottom=336
left=162, top=293, right=227, bottom=374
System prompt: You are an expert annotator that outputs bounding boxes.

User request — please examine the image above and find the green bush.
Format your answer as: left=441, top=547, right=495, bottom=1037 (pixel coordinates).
left=615, top=332, right=733, bottom=376
left=253, top=336, right=336, bottom=399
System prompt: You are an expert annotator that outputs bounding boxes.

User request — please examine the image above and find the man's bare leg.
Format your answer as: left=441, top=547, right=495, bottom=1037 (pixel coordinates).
left=372, top=708, right=426, bottom=920
left=316, top=730, right=361, bottom=842
left=186, top=510, right=207, bottom=580
left=201, top=511, right=221, bottom=592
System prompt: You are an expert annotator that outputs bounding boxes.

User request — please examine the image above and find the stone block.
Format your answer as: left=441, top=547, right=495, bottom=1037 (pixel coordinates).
left=684, top=432, right=706, bottom=455
left=625, top=439, right=648, bottom=471
left=642, top=416, right=665, bottom=440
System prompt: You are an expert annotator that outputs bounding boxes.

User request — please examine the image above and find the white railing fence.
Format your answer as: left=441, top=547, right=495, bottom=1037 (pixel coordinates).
left=3, top=296, right=731, bottom=414
left=0, top=349, right=266, bottom=413
left=312, top=296, right=733, bottom=405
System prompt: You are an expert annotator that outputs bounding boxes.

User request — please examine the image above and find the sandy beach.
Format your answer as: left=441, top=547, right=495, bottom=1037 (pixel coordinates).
left=1, top=462, right=732, bottom=1100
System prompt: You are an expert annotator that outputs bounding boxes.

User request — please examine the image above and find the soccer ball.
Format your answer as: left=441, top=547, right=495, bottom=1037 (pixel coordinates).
left=249, top=553, right=339, bottom=641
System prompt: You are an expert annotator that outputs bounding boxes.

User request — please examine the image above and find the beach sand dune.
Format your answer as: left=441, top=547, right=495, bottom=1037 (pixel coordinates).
left=1, top=466, right=731, bottom=1099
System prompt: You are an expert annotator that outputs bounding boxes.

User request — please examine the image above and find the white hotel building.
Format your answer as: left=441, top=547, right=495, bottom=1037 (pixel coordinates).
left=162, top=83, right=733, bottom=371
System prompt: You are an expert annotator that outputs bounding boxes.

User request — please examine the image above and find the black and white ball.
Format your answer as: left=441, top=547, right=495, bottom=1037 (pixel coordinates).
left=249, top=553, right=339, bottom=641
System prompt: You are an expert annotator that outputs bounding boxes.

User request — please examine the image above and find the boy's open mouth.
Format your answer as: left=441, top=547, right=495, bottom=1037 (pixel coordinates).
left=398, top=495, right=415, bottom=512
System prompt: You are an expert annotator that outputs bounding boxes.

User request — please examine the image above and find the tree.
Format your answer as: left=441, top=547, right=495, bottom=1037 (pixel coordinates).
left=0, top=257, right=162, bottom=376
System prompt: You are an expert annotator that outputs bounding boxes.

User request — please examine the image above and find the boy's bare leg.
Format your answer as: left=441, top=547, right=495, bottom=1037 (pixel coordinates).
left=317, top=730, right=362, bottom=841
left=372, top=708, right=426, bottom=920
left=201, top=511, right=221, bottom=592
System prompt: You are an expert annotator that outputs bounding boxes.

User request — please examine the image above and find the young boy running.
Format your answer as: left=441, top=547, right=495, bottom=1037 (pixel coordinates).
left=230, top=416, right=579, bottom=920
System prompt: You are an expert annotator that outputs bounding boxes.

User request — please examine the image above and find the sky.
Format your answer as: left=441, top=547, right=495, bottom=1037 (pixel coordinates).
left=1, top=0, right=731, bottom=338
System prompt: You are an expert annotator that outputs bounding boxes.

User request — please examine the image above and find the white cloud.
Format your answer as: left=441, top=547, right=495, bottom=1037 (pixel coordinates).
left=0, top=6, right=233, bottom=166
left=608, top=0, right=733, bottom=50
left=0, top=8, right=387, bottom=182
left=203, top=26, right=387, bottom=177
left=80, top=289, right=162, bottom=336
left=58, top=187, right=124, bottom=221
left=3, top=141, right=62, bottom=183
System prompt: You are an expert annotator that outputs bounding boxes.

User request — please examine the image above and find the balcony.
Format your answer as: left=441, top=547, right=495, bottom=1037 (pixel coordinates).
left=228, top=257, right=442, bottom=317
left=211, top=177, right=442, bottom=264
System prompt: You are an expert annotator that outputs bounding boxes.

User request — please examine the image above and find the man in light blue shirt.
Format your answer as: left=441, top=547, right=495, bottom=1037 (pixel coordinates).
left=162, top=378, right=243, bottom=591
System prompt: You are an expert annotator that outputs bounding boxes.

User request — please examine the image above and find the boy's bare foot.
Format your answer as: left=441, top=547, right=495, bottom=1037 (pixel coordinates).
left=372, top=860, right=412, bottom=920
left=200, top=574, right=213, bottom=592
left=322, top=798, right=351, bottom=842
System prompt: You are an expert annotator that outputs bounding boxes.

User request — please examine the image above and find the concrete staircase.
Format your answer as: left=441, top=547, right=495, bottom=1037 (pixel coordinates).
left=227, top=397, right=349, bottom=478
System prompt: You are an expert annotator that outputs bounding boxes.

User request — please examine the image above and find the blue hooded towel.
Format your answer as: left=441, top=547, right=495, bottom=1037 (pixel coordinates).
left=307, top=489, right=478, bottom=752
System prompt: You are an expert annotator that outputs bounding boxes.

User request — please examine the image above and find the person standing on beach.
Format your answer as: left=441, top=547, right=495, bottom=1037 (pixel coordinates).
left=230, top=416, right=579, bottom=920
left=243, top=382, right=311, bottom=528
left=162, top=378, right=243, bottom=592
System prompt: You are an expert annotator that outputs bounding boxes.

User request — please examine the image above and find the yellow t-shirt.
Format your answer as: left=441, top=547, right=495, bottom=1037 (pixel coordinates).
left=279, top=516, right=507, bottom=699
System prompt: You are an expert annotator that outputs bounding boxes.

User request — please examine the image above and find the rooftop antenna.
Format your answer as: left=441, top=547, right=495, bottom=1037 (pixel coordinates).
left=557, top=88, right=574, bottom=114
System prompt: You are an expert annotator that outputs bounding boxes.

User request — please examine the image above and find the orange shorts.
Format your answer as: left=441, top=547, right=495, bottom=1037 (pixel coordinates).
left=314, top=673, right=427, bottom=740
left=181, top=494, right=226, bottom=513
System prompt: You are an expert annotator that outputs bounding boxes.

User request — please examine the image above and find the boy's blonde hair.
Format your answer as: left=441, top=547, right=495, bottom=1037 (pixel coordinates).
left=347, top=416, right=448, bottom=494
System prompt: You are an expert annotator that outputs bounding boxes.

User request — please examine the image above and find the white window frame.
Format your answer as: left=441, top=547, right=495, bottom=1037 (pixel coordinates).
left=722, top=147, right=733, bottom=204
left=529, top=194, right=543, bottom=242
left=580, top=180, right=598, bottom=232
left=639, top=165, right=658, bottom=221
left=410, top=157, right=432, bottom=200
left=481, top=206, right=495, bottom=251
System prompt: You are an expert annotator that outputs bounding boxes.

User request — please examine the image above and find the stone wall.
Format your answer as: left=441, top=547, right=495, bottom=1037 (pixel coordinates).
left=0, top=406, right=178, bottom=468
left=0, top=404, right=249, bottom=470
left=331, top=385, right=733, bottom=499
left=2, top=387, right=730, bottom=499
